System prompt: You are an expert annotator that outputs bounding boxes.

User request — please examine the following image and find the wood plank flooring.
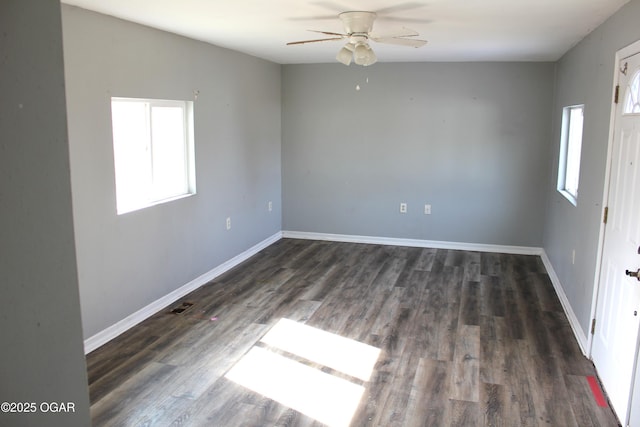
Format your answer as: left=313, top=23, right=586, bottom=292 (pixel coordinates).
left=86, top=239, right=620, bottom=426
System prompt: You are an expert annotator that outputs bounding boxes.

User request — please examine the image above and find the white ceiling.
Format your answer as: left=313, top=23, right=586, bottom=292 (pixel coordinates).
left=61, top=0, right=630, bottom=64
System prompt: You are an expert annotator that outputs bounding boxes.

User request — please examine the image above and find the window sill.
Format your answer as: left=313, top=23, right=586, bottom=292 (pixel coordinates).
left=558, top=189, right=578, bottom=207
left=117, top=192, right=196, bottom=215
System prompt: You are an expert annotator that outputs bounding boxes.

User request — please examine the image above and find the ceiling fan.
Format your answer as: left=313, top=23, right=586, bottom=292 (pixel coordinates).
left=287, top=11, right=428, bottom=66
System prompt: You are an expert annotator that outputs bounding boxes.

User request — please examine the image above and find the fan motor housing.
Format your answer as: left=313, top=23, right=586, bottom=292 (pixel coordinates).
left=339, top=11, right=377, bottom=34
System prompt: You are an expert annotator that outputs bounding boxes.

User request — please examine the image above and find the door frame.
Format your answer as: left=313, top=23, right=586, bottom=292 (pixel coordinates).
left=588, top=38, right=640, bottom=356
left=588, top=38, right=640, bottom=424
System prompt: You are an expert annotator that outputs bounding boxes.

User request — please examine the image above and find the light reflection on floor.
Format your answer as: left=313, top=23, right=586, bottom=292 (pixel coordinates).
left=260, top=318, right=380, bottom=381
left=224, top=318, right=381, bottom=427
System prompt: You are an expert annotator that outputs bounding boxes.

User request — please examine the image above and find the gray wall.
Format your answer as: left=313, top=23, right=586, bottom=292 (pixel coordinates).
left=0, top=1, right=91, bottom=426
left=61, top=6, right=282, bottom=339
left=543, top=0, right=640, bottom=337
left=282, top=63, right=554, bottom=247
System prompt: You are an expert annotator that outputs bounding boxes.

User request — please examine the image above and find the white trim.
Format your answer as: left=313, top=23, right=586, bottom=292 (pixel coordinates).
left=589, top=38, right=640, bottom=358
left=540, top=250, right=589, bottom=355
left=84, top=230, right=588, bottom=358
left=589, top=40, right=640, bottom=426
left=83, top=232, right=282, bottom=354
left=557, top=104, right=584, bottom=207
left=282, top=230, right=543, bottom=255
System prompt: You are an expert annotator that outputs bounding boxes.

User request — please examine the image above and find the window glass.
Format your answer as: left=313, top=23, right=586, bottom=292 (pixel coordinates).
left=111, top=98, right=195, bottom=214
left=557, top=105, right=584, bottom=205
left=624, top=70, right=640, bottom=114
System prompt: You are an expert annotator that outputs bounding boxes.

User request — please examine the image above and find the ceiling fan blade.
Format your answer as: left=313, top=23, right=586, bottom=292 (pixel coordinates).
left=288, top=14, right=337, bottom=21
left=370, top=27, right=419, bottom=40
left=374, top=2, right=427, bottom=15
left=308, top=30, right=347, bottom=37
left=286, top=37, right=344, bottom=46
left=374, top=37, right=428, bottom=48
left=288, top=0, right=345, bottom=20
left=377, top=16, right=433, bottom=24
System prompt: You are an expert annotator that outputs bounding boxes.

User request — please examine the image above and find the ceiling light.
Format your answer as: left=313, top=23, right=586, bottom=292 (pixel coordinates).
left=286, top=11, right=427, bottom=67
left=363, top=46, right=377, bottom=66
left=353, top=43, right=376, bottom=67
left=336, top=43, right=355, bottom=66
left=353, top=42, right=368, bottom=64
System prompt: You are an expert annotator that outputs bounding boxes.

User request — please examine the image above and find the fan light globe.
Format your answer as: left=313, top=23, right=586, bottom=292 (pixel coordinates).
left=336, top=43, right=354, bottom=66
left=354, top=42, right=369, bottom=64
left=363, top=47, right=377, bottom=66
left=353, top=43, right=376, bottom=66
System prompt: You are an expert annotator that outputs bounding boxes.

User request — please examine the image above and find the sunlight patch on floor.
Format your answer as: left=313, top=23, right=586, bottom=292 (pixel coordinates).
left=224, top=318, right=380, bottom=427
left=226, top=346, right=365, bottom=427
left=260, top=318, right=380, bottom=381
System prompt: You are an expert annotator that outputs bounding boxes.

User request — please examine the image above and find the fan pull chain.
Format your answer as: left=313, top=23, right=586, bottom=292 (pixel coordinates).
left=355, top=76, right=370, bottom=91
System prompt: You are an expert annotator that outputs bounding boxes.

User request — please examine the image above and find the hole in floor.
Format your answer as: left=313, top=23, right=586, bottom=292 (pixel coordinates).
left=169, top=301, right=194, bottom=314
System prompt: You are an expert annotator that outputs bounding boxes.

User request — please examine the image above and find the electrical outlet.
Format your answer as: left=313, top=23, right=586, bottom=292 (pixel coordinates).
left=268, top=201, right=272, bottom=212
left=400, top=203, right=407, bottom=213
left=226, top=217, right=231, bottom=230
left=424, top=204, right=431, bottom=215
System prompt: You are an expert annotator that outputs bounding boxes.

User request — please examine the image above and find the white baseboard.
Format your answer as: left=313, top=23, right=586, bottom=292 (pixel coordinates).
left=540, top=250, right=589, bottom=355
left=84, top=231, right=282, bottom=354
left=282, top=230, right=544, bottom=256
left=85, top=230, right=587, bottom=359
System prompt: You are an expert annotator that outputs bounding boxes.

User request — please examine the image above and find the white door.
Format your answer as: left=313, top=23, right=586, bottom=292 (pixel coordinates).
left=630, top=352, right=640, bottom=426
left=591, top=50, right=640, bottom=426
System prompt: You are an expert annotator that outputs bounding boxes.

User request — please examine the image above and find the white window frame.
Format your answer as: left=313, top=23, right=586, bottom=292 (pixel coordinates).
left=110, top=97, right=196, bottom=215
left=623, top=69, right=640, bottom=114
left=557, top=104, right=584, bottom=206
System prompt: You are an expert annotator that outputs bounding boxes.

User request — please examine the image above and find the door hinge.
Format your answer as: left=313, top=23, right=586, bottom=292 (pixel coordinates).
left=591, top=318, right=596, bottom=335
left=603, top=206, right=608, bottom=224
left=614, top=85, right=620, bottom=104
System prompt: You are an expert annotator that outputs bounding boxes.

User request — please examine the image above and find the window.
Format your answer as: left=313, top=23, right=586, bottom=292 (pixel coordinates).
left=624, top=70, right=640, bottom=114
left=111, top=97, right=195, bottom=214
left=557, top=105, right=584, bottom=205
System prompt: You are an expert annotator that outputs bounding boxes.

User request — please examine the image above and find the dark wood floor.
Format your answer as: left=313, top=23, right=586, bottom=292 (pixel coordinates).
left=87, top=239, right=620, bottom=426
